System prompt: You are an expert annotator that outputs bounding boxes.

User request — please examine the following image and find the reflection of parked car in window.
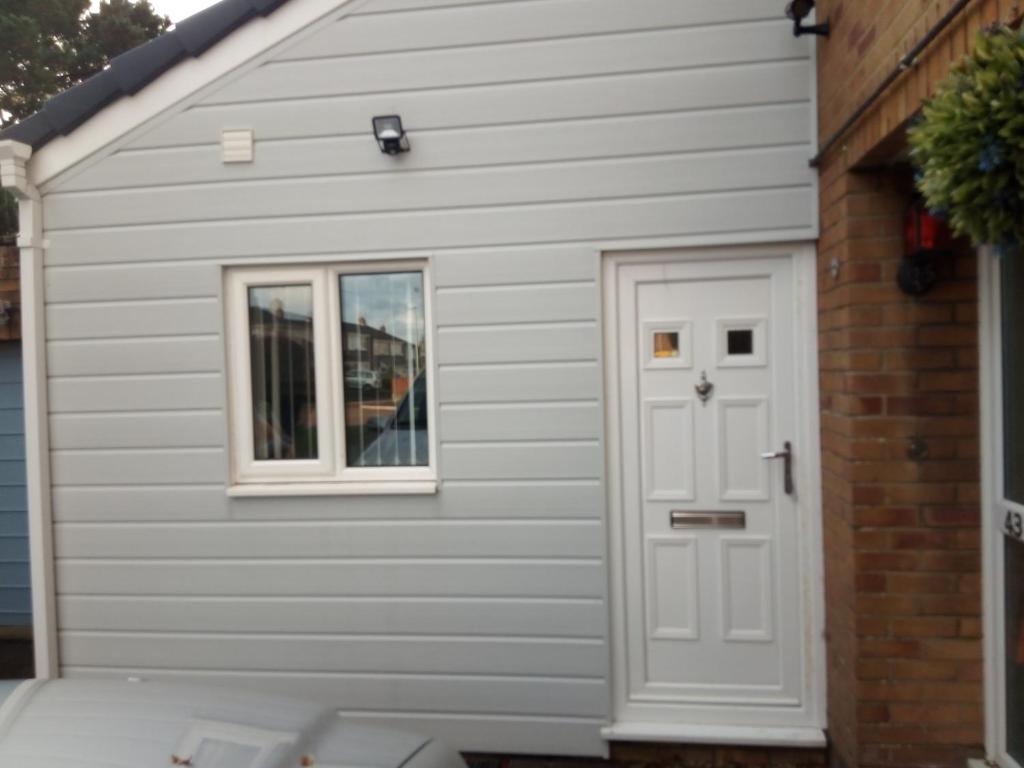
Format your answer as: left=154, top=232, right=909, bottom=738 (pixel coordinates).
left=357, top=372, right=428, bottom=467
left=344, top=367, right=380, bottom=395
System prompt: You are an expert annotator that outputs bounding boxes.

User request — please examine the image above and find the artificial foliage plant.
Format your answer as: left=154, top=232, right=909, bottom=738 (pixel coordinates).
left=909, top=24, right=1024, bottom=253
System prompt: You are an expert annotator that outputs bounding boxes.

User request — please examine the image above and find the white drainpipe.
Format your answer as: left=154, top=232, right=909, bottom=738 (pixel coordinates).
left=0, top=140, right=59, bottom=678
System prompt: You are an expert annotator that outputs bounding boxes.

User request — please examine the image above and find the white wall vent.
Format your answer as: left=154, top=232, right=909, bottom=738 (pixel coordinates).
left=221, top=129, right=254, bottom=164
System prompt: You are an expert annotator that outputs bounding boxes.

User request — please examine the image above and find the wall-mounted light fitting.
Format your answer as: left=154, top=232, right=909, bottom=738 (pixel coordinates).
left=786, top=0, right=830, bottom=37
left=372, top=115, right=410, bottom=155
left=898, top=198, right=951, bottom=296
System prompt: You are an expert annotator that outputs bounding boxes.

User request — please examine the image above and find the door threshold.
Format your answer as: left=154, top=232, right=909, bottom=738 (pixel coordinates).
left=601, top=722, right=826, bottom=748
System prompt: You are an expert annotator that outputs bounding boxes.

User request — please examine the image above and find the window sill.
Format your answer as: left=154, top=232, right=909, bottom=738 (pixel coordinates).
left=227, top=480, right=438, bottom=498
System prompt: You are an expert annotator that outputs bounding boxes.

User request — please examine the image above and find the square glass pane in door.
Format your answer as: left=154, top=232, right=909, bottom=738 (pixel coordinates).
left=247, top=285, right=317, bottom=461
left=340, top=272, right=428, bottom=467
left=727, top=329, right=755, bottom=356
left=653, top=331, right=680, bottom=358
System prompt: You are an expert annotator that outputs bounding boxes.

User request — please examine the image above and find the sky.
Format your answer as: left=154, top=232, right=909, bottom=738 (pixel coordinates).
left=91, top=0, right=222, bottom=24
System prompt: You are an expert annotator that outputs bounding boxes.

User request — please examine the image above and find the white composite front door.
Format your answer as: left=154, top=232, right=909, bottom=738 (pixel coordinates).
left=605, top=248, right=822, bottom=742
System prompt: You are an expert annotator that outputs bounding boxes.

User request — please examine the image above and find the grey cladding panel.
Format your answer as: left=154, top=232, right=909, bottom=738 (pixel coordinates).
left=59, top=634, right=605, bottom=677
left=57, top=560, right=605, bottom=598
left=46, top=263, right=219, bottom=302
left=433, top=249, right=594, bottom=288
left=211, top=23, right=805, bottom=105
left=435, top=283, right=595, bottom=326
left=45, top=188, right=813, bottom=266
left=50, top=448, right=227, bottom=486
left=50, top=412, right=225, bottom=450
left=52, top=486, right=228, bottom=522
left=442, top=444, right=602, bottom=481
left=45, top=148, right=813, bottom=230
left=49, top=375, right=224, bottom=413
left=54, top=520, right=603, bottom=559
left=58, top=595, right=606, bottom=637
left=47, top=299, right=220, bottom=340
left=439, top=362, right=600, bottom=404
left=437, top=325, right=597, bottom=365
left=47, top=337, right=222, bottom=377
left=59, top=104, right=811, bottom=192
left=128, top=60, right=810, bottom=148
left=280, top=0, right=780, bottom=60
left=440, top=402, right=601, bottom=442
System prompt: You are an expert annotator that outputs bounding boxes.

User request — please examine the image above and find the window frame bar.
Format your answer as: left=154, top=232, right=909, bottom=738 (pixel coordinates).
left=327, top=261, right=437, bottom=484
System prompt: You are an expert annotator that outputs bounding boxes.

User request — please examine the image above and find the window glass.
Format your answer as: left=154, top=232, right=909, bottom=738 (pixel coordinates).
left=339, top=272, right=428, bottom=467
left=1003, top=255, right=1024, bottom=503
left=248, top=285, right=317, bottom=461
left=727, top=328, right=755, bottom=356
left=653, top=331, right=680, bottom=358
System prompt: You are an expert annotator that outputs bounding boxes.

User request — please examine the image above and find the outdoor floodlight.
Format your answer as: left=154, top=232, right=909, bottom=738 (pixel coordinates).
left=372, top=115, right=410, bottom=155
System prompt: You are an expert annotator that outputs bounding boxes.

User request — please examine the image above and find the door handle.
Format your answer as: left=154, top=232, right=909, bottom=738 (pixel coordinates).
left=760, top=441, right=793, bottom=495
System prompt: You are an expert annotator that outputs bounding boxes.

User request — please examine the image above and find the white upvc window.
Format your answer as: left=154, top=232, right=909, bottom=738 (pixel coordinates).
left=225, top=261, right=436, bottom=496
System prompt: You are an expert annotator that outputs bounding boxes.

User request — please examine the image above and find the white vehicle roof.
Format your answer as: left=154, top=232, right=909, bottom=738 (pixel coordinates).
left=0, top=679, right=464, bottom=768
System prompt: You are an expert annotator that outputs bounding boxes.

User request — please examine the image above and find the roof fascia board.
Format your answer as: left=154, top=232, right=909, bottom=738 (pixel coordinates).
left=30, top=0, right=360, bottom=189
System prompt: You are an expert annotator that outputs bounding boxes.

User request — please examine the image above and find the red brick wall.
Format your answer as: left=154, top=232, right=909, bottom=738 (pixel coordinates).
left=812, top=1, right=1019, bottom=765
left=818, top=167, right=982, bottom=768
left=818, top=0, right=1022, bottom=169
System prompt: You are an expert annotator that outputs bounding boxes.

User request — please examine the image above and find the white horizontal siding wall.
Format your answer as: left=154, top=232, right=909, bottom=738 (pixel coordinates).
left=38, top=0, right=816, bottom=757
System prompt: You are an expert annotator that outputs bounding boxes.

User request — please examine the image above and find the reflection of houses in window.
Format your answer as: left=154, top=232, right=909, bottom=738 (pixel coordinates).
left=342, top=319, right=425, bottom=400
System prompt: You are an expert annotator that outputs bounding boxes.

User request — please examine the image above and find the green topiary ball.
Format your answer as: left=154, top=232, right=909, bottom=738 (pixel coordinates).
left=909, top=24, right=1024, bottom=252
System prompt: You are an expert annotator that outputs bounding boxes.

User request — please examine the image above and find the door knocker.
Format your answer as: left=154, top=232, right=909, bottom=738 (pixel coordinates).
left=694, top=370, right=714, bottom=404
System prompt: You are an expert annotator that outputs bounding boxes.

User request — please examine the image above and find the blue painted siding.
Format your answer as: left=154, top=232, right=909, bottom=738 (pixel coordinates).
left=0, top=343, right=30, bottom=627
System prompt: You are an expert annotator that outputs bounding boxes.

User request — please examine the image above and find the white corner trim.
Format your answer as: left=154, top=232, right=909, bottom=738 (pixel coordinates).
left=227, top=480, right=438, bottom=497
left=601, top=723, right=827, bottom=749
left=0, top=140, right=59, bottom=678
left=29, top=0, right=364, bottom=188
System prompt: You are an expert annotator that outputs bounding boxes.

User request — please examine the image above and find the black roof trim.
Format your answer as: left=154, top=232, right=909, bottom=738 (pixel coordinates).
left=0, top=0, right=291, bottom=151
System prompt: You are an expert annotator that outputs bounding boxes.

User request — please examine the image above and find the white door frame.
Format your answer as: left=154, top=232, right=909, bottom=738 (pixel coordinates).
left=600, top=243, right=825, bottom=747
left=979, top=247, right=1023, bottom=768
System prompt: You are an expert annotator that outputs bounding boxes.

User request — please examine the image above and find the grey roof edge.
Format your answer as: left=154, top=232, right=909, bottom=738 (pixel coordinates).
left=0, top=0, right=291, bottom=151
